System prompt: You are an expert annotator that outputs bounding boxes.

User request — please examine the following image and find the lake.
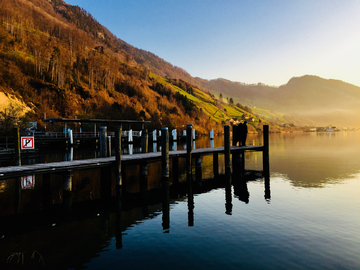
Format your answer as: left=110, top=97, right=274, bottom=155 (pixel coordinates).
left=0, top=131, right=359, bottom=269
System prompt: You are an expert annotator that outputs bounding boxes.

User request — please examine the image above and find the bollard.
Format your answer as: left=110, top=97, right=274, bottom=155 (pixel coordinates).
left=161, top=127, right=169, bottom=182
left=100, top=126, right=107, bottom=157
left=69, top=129, right=74, bottom=145
left=14, top=126, right=21, bottom=166
left=172, top=129, right=177, bottom=141
left=141, top=129, right=148, bottom=153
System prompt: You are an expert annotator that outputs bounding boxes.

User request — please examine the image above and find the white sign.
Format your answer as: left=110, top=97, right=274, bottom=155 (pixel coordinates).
left=21, top=137, right=34, bottom=149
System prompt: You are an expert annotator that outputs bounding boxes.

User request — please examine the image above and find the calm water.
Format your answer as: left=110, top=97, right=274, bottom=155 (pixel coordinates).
left=0, top=132, right=360, bottom=269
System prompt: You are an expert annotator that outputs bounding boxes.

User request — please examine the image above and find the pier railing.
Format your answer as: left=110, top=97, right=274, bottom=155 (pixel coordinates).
left=0, top=125, right=269, bottom=182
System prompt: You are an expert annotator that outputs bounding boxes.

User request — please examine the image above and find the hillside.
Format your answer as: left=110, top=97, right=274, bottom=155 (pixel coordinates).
left=192, top=76, right=360, bottom=127
left=0, top=0, right=278, bottom=136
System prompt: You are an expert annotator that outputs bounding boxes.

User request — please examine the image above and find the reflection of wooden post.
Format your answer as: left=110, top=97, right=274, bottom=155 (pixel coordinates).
left=213, top=152, right=219, bottom=177
left=224, top=125, right=231, bottom=175
left=161, top=127, right=169, bottom=182
left=195, top=156, right=202, bottom=182
left=187, top=178, right=194, bottom=227
left=115, top=126, right=122, bottom=198
left=63, top=170, right=72, bottom=211
left=186, top=124, right=193, bottom=179
left=42, top=173, right=52, bottom=209
left=14, top=126, right=21, bottom=166
left=172, top=157, right=179, bottom=185
left=140, top=162, right=148, bottom=197
left=101, top=167, right=112, bottom=199
left=162, top=180, right=170, bottom=232
left=225, top=172, right=232, bottom=215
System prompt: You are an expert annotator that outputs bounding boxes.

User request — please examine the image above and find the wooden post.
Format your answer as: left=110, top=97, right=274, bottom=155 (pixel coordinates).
left=100, top=126, right=107, bottom=157
left=161, top=127, right=169, bottom=182
left=186, top=124, right=193, bottom=179
left=141, top=129, right=148, bottom=153
left=107, top=135, right=111, bottom=156
left=262, top=125, right=270, bottom=201
left=224, top=125, right=231, bottom=175
left=115, top=126, right=122, bottom=197
left=262, top=125, right=269, bottom=172
left=14, top=126, right=21, bottom=166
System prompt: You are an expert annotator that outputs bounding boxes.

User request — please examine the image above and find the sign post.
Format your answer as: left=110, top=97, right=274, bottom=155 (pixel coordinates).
left=21, top=137, right=35, bottom=150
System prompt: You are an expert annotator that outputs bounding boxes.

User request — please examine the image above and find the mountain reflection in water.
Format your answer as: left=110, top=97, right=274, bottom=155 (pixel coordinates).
left=0, top=132, right=359, bottom=269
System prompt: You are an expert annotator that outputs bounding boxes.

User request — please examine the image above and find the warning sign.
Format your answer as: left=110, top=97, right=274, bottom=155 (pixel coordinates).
left=21, top=137, right=35, bottom=150
left=21, top=175, right=35, bottom=189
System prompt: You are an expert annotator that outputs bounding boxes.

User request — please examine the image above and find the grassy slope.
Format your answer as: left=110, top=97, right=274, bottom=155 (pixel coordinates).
left=150, top=73, right=278, bottom=132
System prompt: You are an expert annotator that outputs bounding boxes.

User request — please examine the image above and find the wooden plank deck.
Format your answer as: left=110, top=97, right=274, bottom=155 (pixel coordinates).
left=0, top=145, right=264, bottom=180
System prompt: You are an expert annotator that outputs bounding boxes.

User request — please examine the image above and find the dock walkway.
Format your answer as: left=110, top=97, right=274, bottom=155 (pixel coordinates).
left=0, top=145, right=263, bottom=180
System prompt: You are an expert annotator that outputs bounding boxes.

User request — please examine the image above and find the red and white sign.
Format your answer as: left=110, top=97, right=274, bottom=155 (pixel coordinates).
left=21, top=175, right=35, bottom=189
left=21, top=136, right=35, bottom=149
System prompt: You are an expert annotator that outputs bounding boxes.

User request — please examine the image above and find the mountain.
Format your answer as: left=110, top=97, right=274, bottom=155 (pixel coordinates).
left=0, top=0, right=278, bottom=136
left=193, top=75, right=360, bottom=127
left=0, top=0, right=357, bottom=135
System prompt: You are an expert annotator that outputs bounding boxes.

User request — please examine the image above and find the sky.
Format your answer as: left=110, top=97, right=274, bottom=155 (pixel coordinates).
left=64, top=0, right=360, bottom=87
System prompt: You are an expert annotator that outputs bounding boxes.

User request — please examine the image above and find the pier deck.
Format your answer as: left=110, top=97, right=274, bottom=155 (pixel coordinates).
left=0, top=145, right=263, bottom=180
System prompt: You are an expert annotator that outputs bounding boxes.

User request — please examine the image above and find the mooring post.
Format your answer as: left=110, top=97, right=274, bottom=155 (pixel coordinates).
left=115, top=126, right=122, bottom=199
left=262, top=125, right=270, bottom=201
left=262, top=125, right=269, bottom=171
left=100, top=126, right=107, bottom=157
left=14, top=126, right=21, bottom=166
left=107, top=135, right=111, bottom=156
left=161, top=127, right=169, bottom=182
left=141, top=129, right=148, bottom=153
left=186, top=124, right=193, bottom=179
left=224, top=125, right=231, bottom=175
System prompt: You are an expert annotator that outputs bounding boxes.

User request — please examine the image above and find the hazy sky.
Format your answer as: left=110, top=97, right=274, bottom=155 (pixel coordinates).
left=64, top=0, right=360, bottom=87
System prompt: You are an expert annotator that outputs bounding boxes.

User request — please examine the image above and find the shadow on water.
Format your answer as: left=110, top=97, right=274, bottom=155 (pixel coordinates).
left=0, top=162, right=270, bottom=269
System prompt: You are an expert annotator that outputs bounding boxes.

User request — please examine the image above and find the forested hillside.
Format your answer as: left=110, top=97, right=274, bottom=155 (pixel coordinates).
left=0, top=0, right=278, bottom=135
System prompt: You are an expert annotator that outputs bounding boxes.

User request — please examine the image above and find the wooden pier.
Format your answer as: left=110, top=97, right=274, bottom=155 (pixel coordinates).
left=0, top=125, right=269, bottom=192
